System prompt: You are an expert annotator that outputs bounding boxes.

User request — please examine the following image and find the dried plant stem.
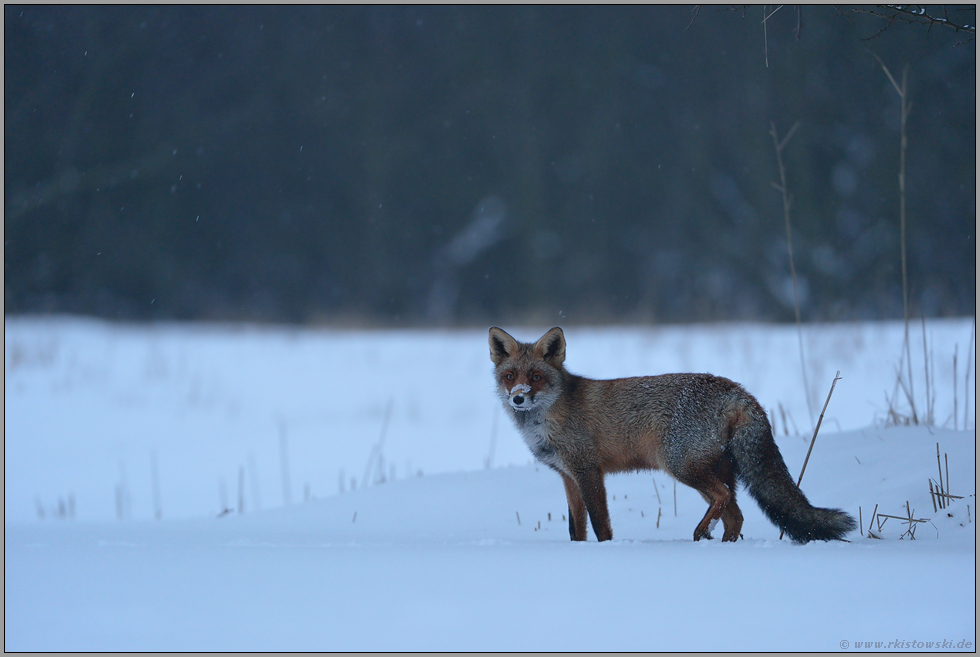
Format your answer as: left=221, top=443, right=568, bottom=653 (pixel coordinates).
left=898, top=67, right=913, bottom=416
left=780, top=371, right=841, bottom=540
left=361, top=397, right=394, bottom=488
left=965, top=319, right=975, bottom=429
left=770, top=120, right=814, bottom=429
left=922, top=317, right=932, bottom=424
left=936, top=443, right=945, bottom=509
left=945, top=453, right=950, bottom=507
left=798, top=371, right=840, bottom=488
left=953, top=345, right=958, bottom=431
left=877, top=512, right=927, bottom=523
left=876, top=55, right=917, bottom=424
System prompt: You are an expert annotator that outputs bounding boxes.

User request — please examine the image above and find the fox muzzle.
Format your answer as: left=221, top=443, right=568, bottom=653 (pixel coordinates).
left=508, top=383, right=532, bottom=411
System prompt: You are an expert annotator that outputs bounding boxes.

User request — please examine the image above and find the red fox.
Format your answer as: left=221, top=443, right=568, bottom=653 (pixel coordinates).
left=488, top=326, right=856, bottom=544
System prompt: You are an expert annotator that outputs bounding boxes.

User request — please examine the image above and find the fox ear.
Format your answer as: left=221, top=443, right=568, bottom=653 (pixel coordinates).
left=488, top=327, right=519, bottom=365
left=534, top=327, right=565, bottom=366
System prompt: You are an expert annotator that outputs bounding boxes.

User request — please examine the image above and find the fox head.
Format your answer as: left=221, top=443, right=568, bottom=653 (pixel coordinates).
left=488, top=326, right=566, bottom=413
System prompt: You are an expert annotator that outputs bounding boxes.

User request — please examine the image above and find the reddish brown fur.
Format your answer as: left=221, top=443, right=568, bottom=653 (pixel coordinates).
left=489, top=326, right=784, bottom=543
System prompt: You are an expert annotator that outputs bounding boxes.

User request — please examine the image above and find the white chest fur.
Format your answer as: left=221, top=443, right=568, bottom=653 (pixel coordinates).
left=514, top=412, right=563, bottom=470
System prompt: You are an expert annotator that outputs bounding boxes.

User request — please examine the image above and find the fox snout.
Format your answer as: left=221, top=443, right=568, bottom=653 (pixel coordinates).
left=507, top=383, right=533, bottom=410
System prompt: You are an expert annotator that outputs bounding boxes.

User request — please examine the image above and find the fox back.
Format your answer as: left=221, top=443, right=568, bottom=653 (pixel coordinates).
left=488, top=326, right=855, bottom=544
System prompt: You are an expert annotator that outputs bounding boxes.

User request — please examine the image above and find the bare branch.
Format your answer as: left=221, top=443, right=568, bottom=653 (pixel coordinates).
left=851, top=5, right=976, bottom=42
left=686, top=5, right=701, bottom=31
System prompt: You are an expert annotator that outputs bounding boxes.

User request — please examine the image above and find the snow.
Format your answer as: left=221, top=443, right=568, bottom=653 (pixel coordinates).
left=4, top=316, right=977, bottom=650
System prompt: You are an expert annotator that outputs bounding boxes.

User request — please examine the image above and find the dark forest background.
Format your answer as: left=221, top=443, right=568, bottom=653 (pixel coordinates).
left=4, top=5, right=976, bottom=326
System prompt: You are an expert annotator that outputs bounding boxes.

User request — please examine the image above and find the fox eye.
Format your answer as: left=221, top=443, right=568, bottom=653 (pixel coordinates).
left=531, top=374, right=542, bottom=382
left=505, top=372, right=515, bottom=381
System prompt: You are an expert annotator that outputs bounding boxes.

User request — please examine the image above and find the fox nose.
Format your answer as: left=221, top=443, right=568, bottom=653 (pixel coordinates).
left=512, top=395, right=525, bottom=406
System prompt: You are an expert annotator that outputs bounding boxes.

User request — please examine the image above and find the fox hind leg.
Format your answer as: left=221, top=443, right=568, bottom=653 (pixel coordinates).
left=720, top=495, right=743, bottom=541
left=717, top=457, right=743, bottom=541
left=678, top=465, right=737, bottom=542
left=691, top=479, right=732, bottom=541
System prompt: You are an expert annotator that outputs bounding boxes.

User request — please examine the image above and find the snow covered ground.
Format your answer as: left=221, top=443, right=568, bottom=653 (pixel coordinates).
left=4, top=316, right=977, bottom=650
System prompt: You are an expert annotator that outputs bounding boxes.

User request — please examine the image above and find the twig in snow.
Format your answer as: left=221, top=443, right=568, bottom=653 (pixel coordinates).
left=780, top=371, right=841, bottom=539
left=867, top=503, right=881, bottom=539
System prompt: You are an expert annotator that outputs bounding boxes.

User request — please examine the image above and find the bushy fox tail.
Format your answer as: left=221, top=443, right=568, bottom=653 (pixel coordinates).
left=730, top=420, right=856, bottom=543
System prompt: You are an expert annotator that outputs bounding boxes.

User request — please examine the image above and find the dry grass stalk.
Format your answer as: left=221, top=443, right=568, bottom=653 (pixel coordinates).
left=770, top=119, right=814, bottom=429
left=777, top=402, right=800, bottom=437
left=779, top=370, right=841, bottom=540
left=797, top=371, right=841, bottom=487
left=875, top=55, right=918, bottom=425
left=921, top=318, right=935, bottom=425
left=929, top=479, right=963, bottom=511
left=876, top=505, right=928, bottom=540
left=928, top=443, right=962, bottom=511
left=953, top=345, right=958, bottom=431
left=867, top=503, right=881, bottom=538
left=944, top=452, right=950, bottom=505
left=936, top=443, right=945, bottom=509
left=965, top=319, right=975, bottom=429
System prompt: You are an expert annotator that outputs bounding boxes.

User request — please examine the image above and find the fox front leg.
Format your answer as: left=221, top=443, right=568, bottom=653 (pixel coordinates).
left=571, top=468, right=613, bottom=542
left=561, top=472, right=589, bottom=541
